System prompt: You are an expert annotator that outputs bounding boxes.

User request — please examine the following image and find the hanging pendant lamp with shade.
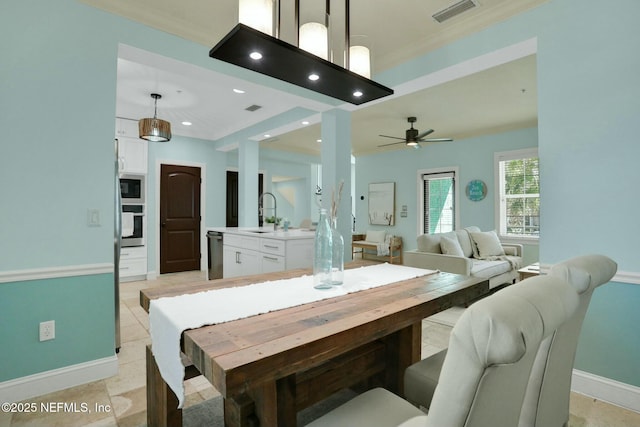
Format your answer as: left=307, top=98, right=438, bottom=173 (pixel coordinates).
left=139, top=93, right=171, bottom=142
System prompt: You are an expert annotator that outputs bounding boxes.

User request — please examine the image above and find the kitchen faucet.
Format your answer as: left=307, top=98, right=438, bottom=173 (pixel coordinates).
left=259, top=192, right=277, bottom=230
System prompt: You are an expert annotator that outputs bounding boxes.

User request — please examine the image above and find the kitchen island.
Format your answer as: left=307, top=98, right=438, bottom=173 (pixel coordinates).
left=207, top=227, right=315, bottom=278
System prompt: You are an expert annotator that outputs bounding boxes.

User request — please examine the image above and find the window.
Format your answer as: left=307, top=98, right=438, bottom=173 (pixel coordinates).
left=496, top=149, right=539, bottom=239
left=420, top=170, right=457, bottom=234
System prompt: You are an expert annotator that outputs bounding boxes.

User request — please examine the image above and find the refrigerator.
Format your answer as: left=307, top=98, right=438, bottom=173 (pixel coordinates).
left=114, top=138, right=122, bottom=352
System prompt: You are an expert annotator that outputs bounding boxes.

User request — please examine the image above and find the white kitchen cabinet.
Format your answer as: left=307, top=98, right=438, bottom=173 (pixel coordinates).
left=259, top=238, right=286, bottom=256
left=260, top=253, right=286, bottom=273
left=282, top=239, right=314, bottom=269
left=259, top=238, right=286, bottom=273
left=221, top=232, right=313, bottom=278
left=223, top=243, right=260, bottom=278
left=120, top=245, right=147, bottom=282
left=115, top=118, right=147, bottom=174
left=117, top=137, right=147, bottom=174
left=115, top=117, right=139, bottom=138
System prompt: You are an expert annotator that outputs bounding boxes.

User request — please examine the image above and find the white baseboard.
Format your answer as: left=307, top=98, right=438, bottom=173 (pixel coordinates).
left=572, top=369, right=640, bottom=413
left=0, top=355, right=118, bottom=403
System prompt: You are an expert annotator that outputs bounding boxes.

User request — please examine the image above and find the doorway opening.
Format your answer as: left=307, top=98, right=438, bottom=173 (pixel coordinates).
left=226, top=170, right=264, bottom=227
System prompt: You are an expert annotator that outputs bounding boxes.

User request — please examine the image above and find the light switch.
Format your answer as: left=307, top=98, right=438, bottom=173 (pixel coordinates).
left=87, top=209, right=101, bottom=226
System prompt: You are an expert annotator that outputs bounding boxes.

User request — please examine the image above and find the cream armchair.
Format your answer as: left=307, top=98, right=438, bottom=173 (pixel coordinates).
left=404, top=254, right=617, bottom=427
left=520, top=254, right=617, bottom=427
left=305, top=274, right=579, bottom=427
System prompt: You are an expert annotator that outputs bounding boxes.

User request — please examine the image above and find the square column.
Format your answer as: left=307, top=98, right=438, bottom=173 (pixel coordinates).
left=238, top=139, right=259, bottom=227
left=321, top=109, right=352, bottom=259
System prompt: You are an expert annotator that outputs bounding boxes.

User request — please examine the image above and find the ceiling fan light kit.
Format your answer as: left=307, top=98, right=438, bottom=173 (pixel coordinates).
left=378, top=116, right=453, bottom=149
left=210, top=0, right=393, bottom=105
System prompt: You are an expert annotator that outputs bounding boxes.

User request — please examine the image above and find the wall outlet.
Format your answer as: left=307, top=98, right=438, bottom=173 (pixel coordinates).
left=39, top=320, right=55, bottom=341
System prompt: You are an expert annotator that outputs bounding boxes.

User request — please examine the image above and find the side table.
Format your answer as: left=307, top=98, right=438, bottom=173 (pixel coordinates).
left=518, top=262, right=540, bottom=281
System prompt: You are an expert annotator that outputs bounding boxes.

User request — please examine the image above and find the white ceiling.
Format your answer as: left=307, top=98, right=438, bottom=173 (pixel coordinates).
left=83, top=0, right=545, bottom=156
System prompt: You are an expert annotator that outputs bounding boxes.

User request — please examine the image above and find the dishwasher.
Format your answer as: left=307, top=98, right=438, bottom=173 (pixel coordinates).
left=207, top=231, right=224, bottom=280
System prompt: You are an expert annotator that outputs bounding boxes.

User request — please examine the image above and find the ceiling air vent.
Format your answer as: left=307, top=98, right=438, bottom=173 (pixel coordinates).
left=245, top=104, right=262, bottom=112
left=432, top=0, right=477, bottom=23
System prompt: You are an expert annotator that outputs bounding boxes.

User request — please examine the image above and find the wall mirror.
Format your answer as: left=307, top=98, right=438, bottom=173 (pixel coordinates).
left=368, top=182, right=395, bottom=225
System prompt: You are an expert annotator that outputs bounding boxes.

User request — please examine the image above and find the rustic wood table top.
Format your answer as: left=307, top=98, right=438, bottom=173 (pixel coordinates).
left=141, top=261, right=489, bottom=427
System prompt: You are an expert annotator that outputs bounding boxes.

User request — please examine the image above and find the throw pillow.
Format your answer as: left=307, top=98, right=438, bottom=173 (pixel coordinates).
left=440, top=236, right=465, bottom=257
left=365, top=230, right=386, bottom=243
left=417, top=234, right=442, bottom=253
left=469, top=230, right=505, bottom=258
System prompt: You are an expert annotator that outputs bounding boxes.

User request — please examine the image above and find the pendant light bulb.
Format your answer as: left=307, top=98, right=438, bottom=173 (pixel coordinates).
left=299, top=22, right=328, bottom=60
left=239, top=0, right=274, bottom=35
left=349, top=45, right=371, bottom=78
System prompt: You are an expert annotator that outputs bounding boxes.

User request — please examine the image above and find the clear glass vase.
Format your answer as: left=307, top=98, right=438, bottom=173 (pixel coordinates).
left=330, top=217, right=344, bottom=286
left=313, top=209, right=333, bottom=290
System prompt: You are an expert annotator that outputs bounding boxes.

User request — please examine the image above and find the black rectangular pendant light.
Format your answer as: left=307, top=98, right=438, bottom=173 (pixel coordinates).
left=209, top=24, right=393, bottom=105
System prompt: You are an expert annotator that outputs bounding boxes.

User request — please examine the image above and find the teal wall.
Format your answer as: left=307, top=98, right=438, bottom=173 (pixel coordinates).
left=534, top=0, right=640, bottom=385
left=1, top=1, right=124, bottom=380
left=0, top=274, right=114, bottom=381
left=575, top=282, right=640, bottom=386
left=0, top=2, right=116, bottom=271
left=357, top=0, right=640, bottom=387
left=1, top=0, right=639, bottom=391
left=355, top=127, right=538, bottom=257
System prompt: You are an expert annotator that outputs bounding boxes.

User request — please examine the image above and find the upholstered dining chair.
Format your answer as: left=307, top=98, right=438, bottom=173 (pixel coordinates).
left=519, top=254, right=617, bottom=427
left=305, top=274, right=579, bottom=427
left=403, top=254, right=616, bottom=427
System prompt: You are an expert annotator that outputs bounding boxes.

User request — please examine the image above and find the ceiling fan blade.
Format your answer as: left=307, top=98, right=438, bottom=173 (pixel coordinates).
left=419, top=137, right=454, bottom=143
left=416, top=129, right=434, bottom=139
left=378, top=134, right=406, bottom=141
left=377, top=141, right=406, bottom=147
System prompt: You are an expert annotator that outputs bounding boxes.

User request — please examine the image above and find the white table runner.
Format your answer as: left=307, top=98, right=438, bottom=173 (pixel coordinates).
left=149, top=263, right=437, bottom=407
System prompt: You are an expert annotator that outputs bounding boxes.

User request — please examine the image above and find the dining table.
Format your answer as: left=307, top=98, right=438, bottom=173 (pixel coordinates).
left=140, top=260, right=489, bottom=427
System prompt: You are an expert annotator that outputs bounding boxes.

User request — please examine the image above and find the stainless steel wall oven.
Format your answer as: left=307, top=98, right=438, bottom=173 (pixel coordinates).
left=121, top=204, right=144, bottom=247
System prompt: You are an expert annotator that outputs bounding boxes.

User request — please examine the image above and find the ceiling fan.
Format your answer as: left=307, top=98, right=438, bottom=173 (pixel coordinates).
left=378, top=117, right=453, bottom=148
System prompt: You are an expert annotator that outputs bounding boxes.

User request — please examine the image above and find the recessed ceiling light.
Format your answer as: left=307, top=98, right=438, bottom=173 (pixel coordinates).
left=181, top=121, right=192, bottom=126
left=308, top=73, right=320, bottom=81
left=353, top=90, right=363, bottom=97
left=263, top=134, right=271, bottom=138
left=316, top=139, right=322, bottom=143
left=301, top=121, right=310, bottom=125
left=249, top=51, right=263, bottom=60
left=233, top=88, right=246, bottom=94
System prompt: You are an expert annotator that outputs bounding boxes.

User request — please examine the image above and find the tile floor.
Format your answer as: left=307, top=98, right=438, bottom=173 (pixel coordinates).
left=2, top=270, right=639, bottom=427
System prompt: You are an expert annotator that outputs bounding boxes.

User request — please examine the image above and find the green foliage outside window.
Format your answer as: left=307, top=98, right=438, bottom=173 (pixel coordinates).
left=504, top=157, right=539, bottom=236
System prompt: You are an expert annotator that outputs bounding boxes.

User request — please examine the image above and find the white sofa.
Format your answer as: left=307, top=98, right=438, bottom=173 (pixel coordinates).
left=404, top=226, right=522, bottom=289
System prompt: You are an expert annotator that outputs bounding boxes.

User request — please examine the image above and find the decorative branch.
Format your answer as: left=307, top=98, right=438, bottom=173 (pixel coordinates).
left=331, top=180, right=344, bottom=222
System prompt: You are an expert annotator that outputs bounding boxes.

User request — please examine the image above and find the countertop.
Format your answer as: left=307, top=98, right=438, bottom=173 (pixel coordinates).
left=207, top=226, right=315, bottom=240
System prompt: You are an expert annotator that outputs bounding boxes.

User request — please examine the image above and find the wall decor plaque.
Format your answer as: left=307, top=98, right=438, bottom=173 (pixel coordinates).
left=466, top=179, right=487, bottom=201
